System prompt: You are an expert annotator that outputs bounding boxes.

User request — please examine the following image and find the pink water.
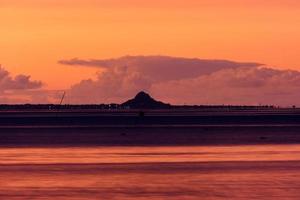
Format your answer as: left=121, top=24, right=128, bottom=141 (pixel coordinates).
left=0, top=145, right=300, bottom=199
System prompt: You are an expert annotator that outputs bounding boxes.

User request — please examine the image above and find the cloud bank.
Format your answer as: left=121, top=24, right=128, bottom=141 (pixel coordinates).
left=59, top=56, right=261, bottom=82
left=59, top=55, right=300, bottom=106
left=0, top=66, right=44, bottom=103
left=2, top=55, right=299, bottom=106
left=153, top=67, right=300, bottom=105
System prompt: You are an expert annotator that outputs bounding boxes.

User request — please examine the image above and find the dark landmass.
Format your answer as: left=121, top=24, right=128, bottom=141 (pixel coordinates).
left=0, top=91, right=276, bottom=111
left=0, top=91, right=300, bottom=146
left=122, top=91, right=171, bottom=109
left=0, top=108, right=300, bottom=146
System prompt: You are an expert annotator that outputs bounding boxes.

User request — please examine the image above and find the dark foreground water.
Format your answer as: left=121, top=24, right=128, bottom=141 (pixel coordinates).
left=0, top=145, right=300, bottom=199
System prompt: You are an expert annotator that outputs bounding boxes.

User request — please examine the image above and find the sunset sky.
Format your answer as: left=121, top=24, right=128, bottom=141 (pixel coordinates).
left=0, top=0, right=300, bottom=105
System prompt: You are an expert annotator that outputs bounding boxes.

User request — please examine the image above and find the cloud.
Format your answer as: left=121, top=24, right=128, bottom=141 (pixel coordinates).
left=59, top=55, right=300, bottom=106
left=0, top=67, right=42, bottom=92
left=59, top=55, right=261, bottom=82
left=152, top=67, right=300, bottom=106
left=68, top=69, right=152, bottom=104
left=59, top=55, right=263, bottom=104
left=0, top=66, right=44, bottom=104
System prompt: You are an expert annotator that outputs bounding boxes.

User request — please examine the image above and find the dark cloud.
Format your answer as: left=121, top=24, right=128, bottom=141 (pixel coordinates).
left=59, top=55, right=262, bottom=82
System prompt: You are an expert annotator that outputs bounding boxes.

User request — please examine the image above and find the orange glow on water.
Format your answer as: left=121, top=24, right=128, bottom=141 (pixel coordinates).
left=0, top=145, right=300, bottom=199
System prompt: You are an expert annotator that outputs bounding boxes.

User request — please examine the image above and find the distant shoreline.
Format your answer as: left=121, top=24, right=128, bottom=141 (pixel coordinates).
left=0, top=104, right=282, bottom=111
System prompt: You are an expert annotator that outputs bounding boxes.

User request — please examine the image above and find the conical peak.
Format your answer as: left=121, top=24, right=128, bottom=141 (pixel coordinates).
left=122, top=91, right=170, bottom=109
left=134, top=91, right=152, bottom=100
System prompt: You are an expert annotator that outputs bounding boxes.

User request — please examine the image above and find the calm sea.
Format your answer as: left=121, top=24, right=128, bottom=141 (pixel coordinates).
left=0, top=145, right=300, bottom=199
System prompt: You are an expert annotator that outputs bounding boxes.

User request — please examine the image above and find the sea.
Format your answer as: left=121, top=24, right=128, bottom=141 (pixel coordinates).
left=0, top=144, right=300, bottom=199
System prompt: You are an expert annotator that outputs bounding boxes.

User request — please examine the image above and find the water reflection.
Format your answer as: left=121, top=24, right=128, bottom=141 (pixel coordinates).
left=0, top=145, right=300, bottom=199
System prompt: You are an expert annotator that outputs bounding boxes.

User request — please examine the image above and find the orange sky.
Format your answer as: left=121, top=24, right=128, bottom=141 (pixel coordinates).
left=0, top=0, right=299, bottom=90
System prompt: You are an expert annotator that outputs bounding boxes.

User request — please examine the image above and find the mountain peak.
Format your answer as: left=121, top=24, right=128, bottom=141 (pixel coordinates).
left=134, top=91, right=152, bottom=101
left=122, top=91, right=170, bottom=109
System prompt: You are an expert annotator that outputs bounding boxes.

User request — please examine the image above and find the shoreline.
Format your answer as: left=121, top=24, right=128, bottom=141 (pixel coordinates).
left=0, top=109, right=300, bottom=146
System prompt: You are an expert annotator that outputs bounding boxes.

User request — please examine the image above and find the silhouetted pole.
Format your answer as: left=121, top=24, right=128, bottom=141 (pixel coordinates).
left=60, top=91, right=66, bottom=106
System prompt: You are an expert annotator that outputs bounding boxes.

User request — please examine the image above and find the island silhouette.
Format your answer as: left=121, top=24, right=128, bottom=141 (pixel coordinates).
left=0, top=91, right=275, bottom=111
left=0, top=91, right=299, bottom=146
left=121, top=91, right=171, bottom=109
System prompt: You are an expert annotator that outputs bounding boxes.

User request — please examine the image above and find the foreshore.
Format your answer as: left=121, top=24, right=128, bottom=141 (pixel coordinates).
left=0, top=109, right=300, bottom=146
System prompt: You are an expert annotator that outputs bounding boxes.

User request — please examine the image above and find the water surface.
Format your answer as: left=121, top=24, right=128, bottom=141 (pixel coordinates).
left=0, top=145, right=300, bottom=199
